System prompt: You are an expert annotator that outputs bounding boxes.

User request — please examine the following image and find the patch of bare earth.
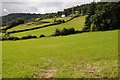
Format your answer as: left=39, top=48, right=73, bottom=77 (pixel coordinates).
left=86, top=66, right=99, bottom=74
left=34, top=68, right=56, bottom=78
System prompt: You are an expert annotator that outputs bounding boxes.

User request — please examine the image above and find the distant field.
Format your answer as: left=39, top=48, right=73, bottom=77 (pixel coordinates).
left=7, top=17, right=71, bottom=32
left=2, top=30, right=118, bottom=78
left=10, top=16, right=86, bottom=37
left=40, top=17, right=71, bottom=22
left=0, top=33, right=5, bottom=36
left=0, top=26, right=7, bottom=29
left=7, top=22, right=51, bottom=32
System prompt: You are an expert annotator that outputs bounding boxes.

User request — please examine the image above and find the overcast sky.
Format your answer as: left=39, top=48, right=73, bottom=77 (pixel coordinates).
left=1, top=0, right=101, bottom=16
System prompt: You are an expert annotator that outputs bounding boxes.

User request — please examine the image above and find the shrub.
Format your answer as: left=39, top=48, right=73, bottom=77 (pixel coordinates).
left=53, top=29, right=61, bottom=36
left=82, top=26, right=90, bottom=32
left=0, top=37, right=7, bottom=41
left=54, top=20, right=65, bottom=23
left=52, top=28, right=77, bottom=36
left=21, top=35, right=37, bottom=40
left=67, top=28, right=76, bottom=34
left=39, top=34, right=45, bottom=38
left=0, top=36, right=6, bottom=41
left=60, top=28, right=69, bottom=35
left=8, top=36, right=20, bottom=40
left=0, top=36, right=20, bottom=41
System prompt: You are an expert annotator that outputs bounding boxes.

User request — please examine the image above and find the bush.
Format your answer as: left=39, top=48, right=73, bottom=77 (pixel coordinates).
left=0, top=36, right=20, bottom=41
left=53, top=29, right=61, bottom=36
left=54, top=20, right=65, bottom=23
left=39, top=34, right=45, bottom=38
left=52, top=28, right=77, bottom=36
left=82, top=26, right=90, bottom=32
left=0, top=37, right=7, bottom=41
left=67, top=28, right=76, bottom=34
left=21, top=35, right=37, bottom=40
left=0, top=38, right=6, bottom=41
left=8, top=36, right=20, bottom=40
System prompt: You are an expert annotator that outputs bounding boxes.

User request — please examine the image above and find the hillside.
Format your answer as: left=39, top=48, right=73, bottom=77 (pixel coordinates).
left=1, top=13, right=42, bottom=27
left=7, top=17, right=71, bottom=32
left=9, top=16, right=86, bottom=37
left=2, top=30, right=118, bottom=78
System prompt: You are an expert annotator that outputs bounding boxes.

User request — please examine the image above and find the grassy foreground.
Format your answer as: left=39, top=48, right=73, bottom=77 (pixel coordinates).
left=2, top=30, right=118, bottom=78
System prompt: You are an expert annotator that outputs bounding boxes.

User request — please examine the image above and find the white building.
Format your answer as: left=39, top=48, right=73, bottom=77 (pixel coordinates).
left=61, top=14, right=66, bottom=17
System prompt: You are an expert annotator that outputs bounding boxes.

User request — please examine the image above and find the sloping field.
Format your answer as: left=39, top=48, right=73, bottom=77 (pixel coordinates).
left=2, top=30, right=118, bottom=78
left=0, top=26, right=7, bottom=29
left=7, top=17, right=71, bottom=32
left=10, top=16, right=86, bottom=37
left=40, top=17, right=71, bottom=22
left=7, top=22, right=51, bottom=32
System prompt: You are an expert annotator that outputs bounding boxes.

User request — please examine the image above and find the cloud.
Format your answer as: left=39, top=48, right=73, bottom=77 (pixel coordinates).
left=2, top=0, right=93, bottom=2
left=2, top=2, right=83, bottom=15
left=2, top=1, right=97, bottom=16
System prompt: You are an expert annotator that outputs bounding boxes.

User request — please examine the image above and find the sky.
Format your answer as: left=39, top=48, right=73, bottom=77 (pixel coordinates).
left=0, top=0, right=101, bottom=16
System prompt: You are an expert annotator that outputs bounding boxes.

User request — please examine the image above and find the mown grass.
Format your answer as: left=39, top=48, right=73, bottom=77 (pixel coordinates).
left=2, top=30, right=118, bottom=78
left=10, top=16, right=86, bottom=37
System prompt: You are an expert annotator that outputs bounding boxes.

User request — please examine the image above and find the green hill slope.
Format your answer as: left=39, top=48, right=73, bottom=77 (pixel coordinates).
left=10, top=16, right=86, bottom=37
left=7, top=17, right=71, bottom=32
left=2, top=30, right=118, bottom=78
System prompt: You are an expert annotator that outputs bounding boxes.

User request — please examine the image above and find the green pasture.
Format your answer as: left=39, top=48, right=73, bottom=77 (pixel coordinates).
left=0, top=33, right=5, bottom=36
left=7, top=17, right=71, bottom=32
left=10, top=16, right=86, bottom=37
left=2, top=30, right=118, bottom=78
left=40, top=17, right=71, bottom=22
left=7, top=23, right=51, bottom=32
left=0, top=26, right=7, bottom=29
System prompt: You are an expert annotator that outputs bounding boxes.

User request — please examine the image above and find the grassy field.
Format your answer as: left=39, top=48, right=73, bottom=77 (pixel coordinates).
left=2, top=30, right=118, bottom=78
left=40, top=17, right=71, bottom=22
left=7, top=17, right=71, bottom=32
left=0, top=26, right=7, bottom=29
left=10, top=16, right=86, bottom=37
left=7, top=23, right=52, bottom=32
